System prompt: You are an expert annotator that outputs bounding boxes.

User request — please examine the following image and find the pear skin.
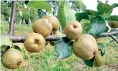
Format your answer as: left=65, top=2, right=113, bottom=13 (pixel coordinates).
left=94, top=51, right=105, bottom=67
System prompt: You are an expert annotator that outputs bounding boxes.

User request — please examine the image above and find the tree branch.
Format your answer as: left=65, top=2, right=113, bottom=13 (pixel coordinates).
left=110, top=35, right=118, bottom=44
left=99, top=30, right=118, bottom=37
left=1, top=31, right=118, bottom=43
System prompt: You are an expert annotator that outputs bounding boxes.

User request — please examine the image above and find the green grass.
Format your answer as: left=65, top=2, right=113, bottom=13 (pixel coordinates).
left=0, top=22, right=118, bottom=71
left=0, top=21, right=33, bottom=35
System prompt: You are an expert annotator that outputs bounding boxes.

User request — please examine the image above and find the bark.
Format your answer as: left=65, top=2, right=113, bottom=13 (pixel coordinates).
left=0, top=35, right=60, bottom=43
left=0, top=31, right=118, bottom=43
left=8, top=1, right=16, bottom=35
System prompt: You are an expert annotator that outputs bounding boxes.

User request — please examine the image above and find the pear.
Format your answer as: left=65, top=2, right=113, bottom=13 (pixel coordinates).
left=64, top=21, right=83, bottom=40
left=108, top=21, right=118, bottom=28
left=1, top=48, right=24, bottom=69
left=42, top=15, right=60, bottom=34
left=24, top=33, right=46, bottom=53
left=73, top=34, right=98, bottom=60
left=32, top=19, right=52, bottom=38
left=94, top=51, right=105, bottom=67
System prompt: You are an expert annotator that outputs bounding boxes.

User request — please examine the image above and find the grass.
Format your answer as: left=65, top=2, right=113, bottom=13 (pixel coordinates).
left=0, top=22, right=118, bottom=71
left=0, top=21, right=33, bottom=35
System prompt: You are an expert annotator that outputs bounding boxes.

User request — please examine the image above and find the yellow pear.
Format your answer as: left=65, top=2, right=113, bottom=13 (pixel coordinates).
left=64, top=21, right=83, bottom=40
left=94, top=51, right=105, bottom=67
left=24, top=33, right=46, bottom=53
left=108, top=21, right=118, bottom=28
left=1, top=48, right=24, bottom=69
left=42, top=15, right=60, bottom=34
left=32, top=19, right=52, bottom=38
left=73, top=34, right=98, bottom=60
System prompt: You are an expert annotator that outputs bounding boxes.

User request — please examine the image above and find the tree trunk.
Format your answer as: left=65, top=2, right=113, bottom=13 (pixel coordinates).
left=8, top=1, right=16, bottom=35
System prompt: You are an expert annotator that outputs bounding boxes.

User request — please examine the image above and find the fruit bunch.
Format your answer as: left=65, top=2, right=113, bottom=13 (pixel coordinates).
left=64, top=20, right=105, bottom=67
left=24, top=15, right=60, bottom=53
left=1, top=15, right=60, bottom=69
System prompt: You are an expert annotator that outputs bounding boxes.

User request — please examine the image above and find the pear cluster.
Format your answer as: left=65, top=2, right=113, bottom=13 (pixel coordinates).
left=24, top=15, right=60, bottom=53
left=64, top=20, right=105, bottom=67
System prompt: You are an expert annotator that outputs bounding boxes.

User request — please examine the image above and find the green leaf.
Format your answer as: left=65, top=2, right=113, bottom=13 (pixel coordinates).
left=80, top=19, right=91, bottom=33
left=83, top=9, right=99, bottom=20
left=90, top=16, right=106, bottom=37
left=14, top=45, right=22, bottom=51
left=27, top=1, right=51, bottom=12
left=104, top=26, right=109, bottom=32
left=84, top=9, right=99, bottom=15
left=84, top=57, right=94, bottom=67
left=58, top=2, right=76, bottom=30
left=97, top=43, right=106, bottom=56
left=0, top=36, right=13, bottom=47
left=100, top=50, right=105, bottom=56
left=54, top=37, right=73, bottom=59
left=108, top=15, right=118, bottom=21
left=1, top=45, right=10, bottom=54
left=112, top=3, right=118, bottom=8
left=0, top=37, right=21, bottom=55
left=102, top=9, right=112, bottom=19
left=97, top=2, right=113, bottom=19
left=75, top=12, right=89, bottom=22
left=71, top=0, right=86, bottom=10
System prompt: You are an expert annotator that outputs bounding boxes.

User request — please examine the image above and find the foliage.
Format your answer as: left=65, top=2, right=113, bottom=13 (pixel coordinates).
left=55, top=1, right=118, bottom=67
left=1, top=1, right=39, bottom=25
left=90, top=16, right=106, bottom=37
left=71, top=0, right=86, bottom=11
left=58, top=1, right=76, bottom=30
left=108, top=15, right=118, bottom=21
left=54, top=37, right=72, bottom=59
left=1, top=1, right=11, bottom=21
left=75, top=12, right=89, bottom=22
left=27, top=1, right=51, bottom=12
left=80, top=19, right=91, bottom=33
left=97, top=2, right=113, bottom=19
left=22, top=8, right=39, bottom=21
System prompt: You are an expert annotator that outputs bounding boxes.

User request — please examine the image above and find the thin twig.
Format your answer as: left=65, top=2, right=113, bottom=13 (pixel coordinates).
left=99, top=30, right=118, bottom=37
